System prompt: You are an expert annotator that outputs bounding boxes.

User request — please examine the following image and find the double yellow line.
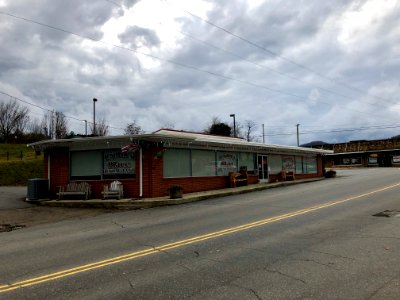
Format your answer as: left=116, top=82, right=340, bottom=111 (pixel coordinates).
left=1, top=182, right=399, bottom=293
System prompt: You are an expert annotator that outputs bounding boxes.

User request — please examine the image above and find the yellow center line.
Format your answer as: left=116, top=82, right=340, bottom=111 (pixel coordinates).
left=1, top=182, right=399, bottom=293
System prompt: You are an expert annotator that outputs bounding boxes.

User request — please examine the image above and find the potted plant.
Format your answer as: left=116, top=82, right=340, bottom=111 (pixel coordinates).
left=168, top=185, right=183, bottom=199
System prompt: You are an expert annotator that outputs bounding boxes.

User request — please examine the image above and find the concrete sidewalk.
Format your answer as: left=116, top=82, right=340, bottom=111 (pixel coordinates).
left=39, top=177, right=324, bottom=210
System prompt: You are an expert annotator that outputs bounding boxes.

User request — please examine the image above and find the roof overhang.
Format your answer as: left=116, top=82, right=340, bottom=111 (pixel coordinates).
left=28, top=131, right=332, bottom=156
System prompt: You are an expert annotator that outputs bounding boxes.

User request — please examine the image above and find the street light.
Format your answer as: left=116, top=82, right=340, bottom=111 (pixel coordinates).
left=93, top=98, right=97, bottom=136
left=230, top=114, right=236, bottom=138
left=83, top=120, right=87, bottom=136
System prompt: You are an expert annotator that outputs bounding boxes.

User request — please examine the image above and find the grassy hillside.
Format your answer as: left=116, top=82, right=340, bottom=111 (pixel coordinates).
left=0, top=144, right=43, bottom=162
left=0, top=144, right=44, bottom=185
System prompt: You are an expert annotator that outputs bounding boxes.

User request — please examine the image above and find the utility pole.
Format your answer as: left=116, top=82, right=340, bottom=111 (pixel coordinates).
left=296, top=124, right=300, bottom=146
left=93, top=98, right=97, bottom=136
left=230, top=114, right=236, bottom=138
left=262, top=124, right=265, bottom=144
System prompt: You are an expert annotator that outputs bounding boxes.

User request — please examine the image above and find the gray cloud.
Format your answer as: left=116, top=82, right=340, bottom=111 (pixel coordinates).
left=0, top=0, right=399, bottom=143
left=118, top=25, right=160, bottom=49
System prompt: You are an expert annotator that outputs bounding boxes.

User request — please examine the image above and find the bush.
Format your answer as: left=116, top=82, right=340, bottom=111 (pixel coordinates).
left=168, top=185, right=183, bottom=199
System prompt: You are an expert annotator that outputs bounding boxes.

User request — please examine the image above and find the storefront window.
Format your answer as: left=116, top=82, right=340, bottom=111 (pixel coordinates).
left=304, top=156, right=317, bottom=174
left=163, top=148, right=191, bottom=178
left=295, top=156, right=303, bottom=174
left=192, top=150, right=216, bottom=177
left=268, top=155, right=282, bottom=174
left=282, top=156, right=295, bottom=172
left=239, top=152, right=255, bottom=172
left=216, top=152, right=237, bottom=176
left=103, top=149, right=135, bottom=179
left=70, top=150, right=102, bottom=180
left=70, top=149, right=136, bottom=180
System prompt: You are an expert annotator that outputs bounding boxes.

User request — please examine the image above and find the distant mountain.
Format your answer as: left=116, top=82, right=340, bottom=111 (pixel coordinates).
left=391, top=135, right=400, bottom=139
left=300, top=141, right=329, bottom=148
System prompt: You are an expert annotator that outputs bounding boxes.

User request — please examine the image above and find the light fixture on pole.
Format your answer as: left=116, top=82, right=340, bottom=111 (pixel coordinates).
left=93, top=98, right=97, bottom=136
left=230, top=114, right=236, bottom=137
left=83, top=120, right=87, bottom=136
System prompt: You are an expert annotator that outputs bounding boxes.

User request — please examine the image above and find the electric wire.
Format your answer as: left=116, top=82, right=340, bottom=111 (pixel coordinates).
left=0, top=10, right=387, bottom=118
left=166, top=0, right=396, bottom=105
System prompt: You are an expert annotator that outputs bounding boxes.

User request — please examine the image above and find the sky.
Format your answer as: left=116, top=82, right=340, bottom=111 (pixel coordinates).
left=0, top=0, right=399, bottom=145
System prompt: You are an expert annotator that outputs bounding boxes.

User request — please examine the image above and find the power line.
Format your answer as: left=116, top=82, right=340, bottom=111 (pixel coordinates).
left=111, top=0, right=385, bottom=109
left=263, top=124, right=400, bottom=137
left=165, top=0, right=396, bottom=105
left=0, top=90, right=126, bottom=133
left=0, top=10, right=386, bottom=118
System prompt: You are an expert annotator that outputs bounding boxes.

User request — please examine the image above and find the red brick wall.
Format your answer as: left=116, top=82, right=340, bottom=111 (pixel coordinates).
left=45, top=144, right=325, bottom=199
left=46, top=147, right=141, bottom=199
left=47, top=148, right=69, bottom=195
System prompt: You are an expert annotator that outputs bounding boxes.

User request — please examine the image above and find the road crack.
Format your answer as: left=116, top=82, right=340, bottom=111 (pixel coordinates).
left=263, top=268, right=307, bottom=284
left=231, top=283, right=264, bottom=300
left=291, top=258, right=339, bottom=270
left=310, top=250, right=355, bottom=261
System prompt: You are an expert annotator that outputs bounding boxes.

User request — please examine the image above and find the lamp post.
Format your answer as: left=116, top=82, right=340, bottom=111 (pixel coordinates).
left=83, top=120, right=87, bottom=136
left=296, top=124, right=300, bottom=146
left=93, top=98, right=97, bottom=136
left=230, top=114, right=236, bottom=138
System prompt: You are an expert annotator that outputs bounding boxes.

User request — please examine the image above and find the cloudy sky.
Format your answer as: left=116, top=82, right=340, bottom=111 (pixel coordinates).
left=0, top=0, right=399, bottom=145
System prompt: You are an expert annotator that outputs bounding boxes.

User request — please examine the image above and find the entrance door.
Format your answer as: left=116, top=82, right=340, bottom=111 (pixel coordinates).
left=257, top=155, right=268, bottom=181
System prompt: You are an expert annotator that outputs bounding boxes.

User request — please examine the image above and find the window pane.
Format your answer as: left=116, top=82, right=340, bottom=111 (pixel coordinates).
left=70, top=151, right=102, bottom=178
left=216, top=152, right=237, bottom=176
left=103, top=149, right=135, bottom=179
left=192, top=150, right=216, bottom=177
left=304, top=156, right=317, bottom=173
left=295, top=156, right=303, bottom=174
left=282, top=156, right=295, bottom=172
left=239, top=152, right=255, bottom=171
left=163, top=148, right=191, bottom=178
left=269, top=155, right=282, bottom=174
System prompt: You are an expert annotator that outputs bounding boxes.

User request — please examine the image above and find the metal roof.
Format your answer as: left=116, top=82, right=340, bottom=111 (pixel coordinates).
left=28, top=129, right=332, bottom=155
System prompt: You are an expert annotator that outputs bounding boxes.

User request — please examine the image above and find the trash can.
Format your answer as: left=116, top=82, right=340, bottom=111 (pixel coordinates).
left=26, top=178, right=49, bottom=201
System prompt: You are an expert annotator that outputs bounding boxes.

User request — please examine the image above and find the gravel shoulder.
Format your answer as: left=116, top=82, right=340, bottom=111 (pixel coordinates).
left=0, top=186, right=112, bottom=231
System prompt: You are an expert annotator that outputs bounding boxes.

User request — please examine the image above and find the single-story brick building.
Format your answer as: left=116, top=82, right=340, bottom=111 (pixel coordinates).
left=28, top=129, right=332, bottom=199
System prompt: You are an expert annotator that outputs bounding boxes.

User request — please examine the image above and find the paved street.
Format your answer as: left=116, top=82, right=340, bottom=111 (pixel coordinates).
left=1, top=168, right=399, bottom=299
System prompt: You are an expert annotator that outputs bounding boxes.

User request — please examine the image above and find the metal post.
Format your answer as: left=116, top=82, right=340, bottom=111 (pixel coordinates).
left=296, top=124, right=300, bottom=146
left=262, top=124, right=265, bottom=144
left=93, top=98, right=97, bottom=135
left=230, top=114, right=236, bottom=137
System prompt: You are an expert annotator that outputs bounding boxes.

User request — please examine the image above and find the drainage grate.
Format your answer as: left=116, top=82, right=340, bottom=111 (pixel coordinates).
left=0, top=224, right=26, bottom=232
left=373, top=210, right=400, bottom=218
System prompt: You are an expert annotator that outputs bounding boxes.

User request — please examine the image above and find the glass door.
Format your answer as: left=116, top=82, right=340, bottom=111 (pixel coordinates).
left=257, top=155, right=268, bottom=181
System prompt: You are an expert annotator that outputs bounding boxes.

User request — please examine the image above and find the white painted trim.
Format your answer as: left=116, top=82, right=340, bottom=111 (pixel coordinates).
left=139, top=147, right=143, bottom=198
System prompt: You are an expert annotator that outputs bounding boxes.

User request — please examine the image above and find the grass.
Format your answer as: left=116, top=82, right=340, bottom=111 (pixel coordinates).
left=0, top=144, right=43, bottom=162
left=0, top=144, right=44, bottom=185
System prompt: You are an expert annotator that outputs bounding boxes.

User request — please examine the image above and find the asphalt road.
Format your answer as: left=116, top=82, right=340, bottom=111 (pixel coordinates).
left=1, top=168, right=399, bottom=299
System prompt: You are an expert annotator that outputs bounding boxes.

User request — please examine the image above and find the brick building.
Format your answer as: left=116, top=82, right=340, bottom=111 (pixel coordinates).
left=307, top=138, right=400, bottom=167
left=29, top=129, right=331, bottom=199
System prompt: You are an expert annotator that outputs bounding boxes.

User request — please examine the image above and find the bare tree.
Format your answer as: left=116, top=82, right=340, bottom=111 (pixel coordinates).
left=40, top=112, right=52, bottom=138
left=124, top=120, right=143, bottom=135
left=0, top=99, right=29, bottom=143
left=244, top=120, right=257, bottom=142
left=28, top=118, right=43, bottom=135
left=54, top=111, right=68, bottom=139
left=91, top=117, right=109, bottom=136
